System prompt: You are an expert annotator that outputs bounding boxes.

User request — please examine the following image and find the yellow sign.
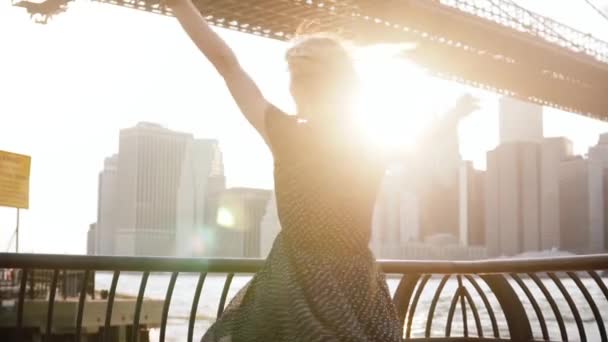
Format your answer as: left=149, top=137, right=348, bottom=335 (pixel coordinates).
left=0, top=150, right=31, bottom=209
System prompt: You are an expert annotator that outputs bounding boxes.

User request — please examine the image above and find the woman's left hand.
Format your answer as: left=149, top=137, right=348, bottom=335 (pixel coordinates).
left=447, top=93, right=480, bottom=123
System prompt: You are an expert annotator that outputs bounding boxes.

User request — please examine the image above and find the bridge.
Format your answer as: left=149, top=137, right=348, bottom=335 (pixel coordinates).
left=11, top=0, right=608, bottom=120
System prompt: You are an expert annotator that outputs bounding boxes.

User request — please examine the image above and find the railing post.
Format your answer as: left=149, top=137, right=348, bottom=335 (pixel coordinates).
left=28, top=269, right=34, bottom=299
left=61, top=270, right=67, bottom=299
left=391, top=273, right=421, bottom=330
left=480, top=274, right=532, bottom=341
left=90, top=271, right=96, bottom=300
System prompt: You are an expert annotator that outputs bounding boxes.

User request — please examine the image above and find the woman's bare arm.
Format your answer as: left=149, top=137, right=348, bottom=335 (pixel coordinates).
left=167, top=0, right=270, bottom=143
left=387, top=94, right=479, bottom=163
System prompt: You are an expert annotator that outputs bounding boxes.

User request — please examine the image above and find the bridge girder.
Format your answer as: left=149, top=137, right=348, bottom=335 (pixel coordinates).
left=16, top=0, right=608, bottom=119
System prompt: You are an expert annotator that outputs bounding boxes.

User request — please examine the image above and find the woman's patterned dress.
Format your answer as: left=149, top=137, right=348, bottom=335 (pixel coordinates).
left=202, top=105, right=402, bottom=342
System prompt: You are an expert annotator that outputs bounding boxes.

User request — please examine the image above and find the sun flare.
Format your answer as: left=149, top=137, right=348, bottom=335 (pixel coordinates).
left=353, top=57, right=452, bottom=150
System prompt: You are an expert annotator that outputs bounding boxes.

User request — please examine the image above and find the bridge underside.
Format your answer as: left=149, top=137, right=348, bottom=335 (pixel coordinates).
left=17, top=0, right=608, bottom=119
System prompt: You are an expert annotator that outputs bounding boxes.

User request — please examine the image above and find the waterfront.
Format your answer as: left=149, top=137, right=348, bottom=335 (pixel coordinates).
left=95, top=272, right=607, bottom=341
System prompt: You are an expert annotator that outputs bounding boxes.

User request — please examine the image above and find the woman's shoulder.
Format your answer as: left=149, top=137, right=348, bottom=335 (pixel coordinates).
left=264, top=104, right=305, bottom=159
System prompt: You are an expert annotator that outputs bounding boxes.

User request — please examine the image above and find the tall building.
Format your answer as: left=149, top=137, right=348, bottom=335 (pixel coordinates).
left=486, top=137, right=581, bottom=256
left=114, top=122, right=192, bottom=256
left=499, top=96, right=543, bottom=144
left=259, top=193, right=280, bottom=258
left=176, top=139, right=225, bottom=257
left=418, top=176, right=459, bottom=242
left=373, top=169, right=404, bottom=245
left=417, top=110, right=461, bottom=241
left=371, top=167, right=420, bottom=258
left=215, top=188, right=271, bottom=258
left=96, top=154, right=119, bottom=255
left=559, top=156, right=604, bottom=253
left=589, top=133, right=608, bottom=252
left=540, top=138, right=573, bottom=250
left=87, top=223, right=96, bottom=256
left=459, top=161, right=485, bottom=246
left=486, top=142, right=541, bottom=257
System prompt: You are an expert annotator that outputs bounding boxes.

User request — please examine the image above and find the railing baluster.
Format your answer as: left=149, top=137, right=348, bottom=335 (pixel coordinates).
left=588, top=271, right=608, bottom=301
left=510, top=273, right=549, bottom=341
left=589, top=270, right=608, bottom=342
left=217, top=273, right=234, bottom=319
left=528, top=272, right=568, bottom=341
left=445, top=286, right=461, bottom=337
left=188, top=272, right=207, bottom=342
left=61, top=270, right=67, bottom=299
left=547, top=272, right=586, bottom=342
left=392, top=273, right=421, bottom=333
left=132, top=271, right=150, bottom=342
left=458, top=276, right=468, bottom=338
left=16, top=268, right=28, bottom=341
left=405, top=274, right=429, bottom=339
left=464, top=275, right=499, bottom=338
left=103, top=270, right=120, bottom=342
left=589, top=270, right=608, bottom=302
left=75, top=270, right=90, bottom=342
left=425, top=274, right=450, bottom=338
left=29, top=269, right=35, bottom=299
left=480, top=274, right=532, bottom=341
left=160, top=272, right=179, bottom=342
left=45, top=269, right=59, bottom=342
left=462, top=287, right=482, bottom=338
left=568, top=272, right=606, bottom=342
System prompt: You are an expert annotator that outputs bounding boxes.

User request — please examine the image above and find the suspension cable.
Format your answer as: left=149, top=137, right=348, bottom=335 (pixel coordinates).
left=583, top=0, right=608, bottom=23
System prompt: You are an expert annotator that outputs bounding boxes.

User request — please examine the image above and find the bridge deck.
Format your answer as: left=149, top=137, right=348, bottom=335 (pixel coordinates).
left=13, top=0, right=608, bottom=119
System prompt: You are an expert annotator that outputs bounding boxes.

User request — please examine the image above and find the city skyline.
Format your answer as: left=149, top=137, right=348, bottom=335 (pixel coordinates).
left=93, top=122, right=227, bottom=257
left=1, top=0, right=608, bottom=254
left=44, top=107, right=608, bottom=259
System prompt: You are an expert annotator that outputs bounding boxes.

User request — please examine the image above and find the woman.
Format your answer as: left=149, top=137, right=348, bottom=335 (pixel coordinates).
left=167, top=1, right=477, bottom=340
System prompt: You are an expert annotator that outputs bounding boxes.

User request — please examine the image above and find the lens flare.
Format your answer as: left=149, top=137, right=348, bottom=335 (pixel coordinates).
left=216, top=207, right=236, bottom=228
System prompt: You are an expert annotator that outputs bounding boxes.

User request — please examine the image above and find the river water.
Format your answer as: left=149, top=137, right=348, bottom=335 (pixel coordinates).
left=95, top=272, right=607, bottom=341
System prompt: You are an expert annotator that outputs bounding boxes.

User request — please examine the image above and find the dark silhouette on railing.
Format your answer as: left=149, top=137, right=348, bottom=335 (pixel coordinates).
left=0, top=253, right=607, bottom=341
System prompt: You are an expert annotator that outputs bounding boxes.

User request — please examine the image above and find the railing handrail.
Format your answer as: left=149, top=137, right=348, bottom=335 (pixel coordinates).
left=1, top=253, right=606, bottom=274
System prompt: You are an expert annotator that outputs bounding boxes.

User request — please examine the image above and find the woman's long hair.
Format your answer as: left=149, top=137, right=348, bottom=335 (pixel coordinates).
left=285, top=26, right=415, bottom=124
left=285, top=33, right=359, bottom=121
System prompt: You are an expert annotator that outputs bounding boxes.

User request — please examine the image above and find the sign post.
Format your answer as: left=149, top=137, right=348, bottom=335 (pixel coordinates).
left=0, top=150, right=31, bottom=253
left=16, top=209, right=20, bottom=253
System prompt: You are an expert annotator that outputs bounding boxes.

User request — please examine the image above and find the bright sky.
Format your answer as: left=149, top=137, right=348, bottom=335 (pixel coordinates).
left=1, top=0, right=607, bottom=254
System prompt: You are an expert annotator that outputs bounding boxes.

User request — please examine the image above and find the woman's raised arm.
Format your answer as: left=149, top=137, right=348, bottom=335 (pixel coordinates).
left=167, top=0, right=270, bottom=142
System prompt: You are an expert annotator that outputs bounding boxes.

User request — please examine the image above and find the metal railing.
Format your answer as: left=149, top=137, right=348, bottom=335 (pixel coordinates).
left=0, top=253, right=606, bottom=341
left=0, top=269, right=94, bottom=301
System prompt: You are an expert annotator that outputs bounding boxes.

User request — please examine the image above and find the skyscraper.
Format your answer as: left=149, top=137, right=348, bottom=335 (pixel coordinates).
left=499, top=96, right=543, bottom=144
left=96, top=154, right=119, bottom=255
left=540, top=138, right=573, bottom=250
left=87, top=223, right=96, bottom=256
left=559, top=156, right=604, bottom=254
left=114, top=122, right=192, bottom=256
left=459, top=161, right=485, bottom=246
left=204, top=140, right=226, bottom=227
left=486, top=142, right=541, bottom=257
left=259, top=193, right=280, bottom=258
left=371, top=167, right=420, bottom=259
left=588, top=133, right=608, bottom=253
left=215, top=187, right=271, bottom=258
left=417, top=105, right=462, bottom=241
left=176, top=139, right=225, bottom=257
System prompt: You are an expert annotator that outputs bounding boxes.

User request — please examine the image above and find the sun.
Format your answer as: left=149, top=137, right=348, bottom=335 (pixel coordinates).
left=353, top=57, right=452, bottom=150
